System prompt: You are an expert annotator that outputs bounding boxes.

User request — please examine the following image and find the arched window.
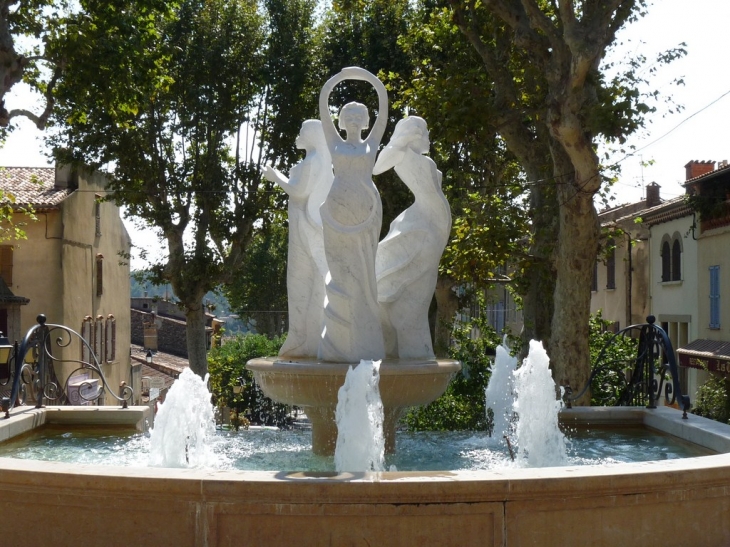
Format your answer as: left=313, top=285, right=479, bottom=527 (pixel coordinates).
left=671, top=239, right=682, bottom=281
left=661, top=241, right=671, bottom=282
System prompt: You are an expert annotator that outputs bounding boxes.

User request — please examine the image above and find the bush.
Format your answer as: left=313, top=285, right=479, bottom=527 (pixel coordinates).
left=401, top=313, right=502, bottom=431
left=588, top=311, right=639, bottom=406
left=207, top=333, right=291, bottom=427
left=693, top=372, right=730, bottom=424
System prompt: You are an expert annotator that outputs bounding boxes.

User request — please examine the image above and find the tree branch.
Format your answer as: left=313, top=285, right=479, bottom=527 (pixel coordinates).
left=7, top=59, right=61, bottom=130
left=518, top=0, right=563, bottom=51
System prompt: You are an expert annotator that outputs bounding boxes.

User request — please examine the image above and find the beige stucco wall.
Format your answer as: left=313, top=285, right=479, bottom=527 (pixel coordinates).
left=59, top=168, right=132, bottom=401
left=648, top=215, right=705, bottom=398
left=7, top=211, right=64, bottom=339
left=590, top=232, right=649, bottom=329
left=697, top=223, right=730, bottom=342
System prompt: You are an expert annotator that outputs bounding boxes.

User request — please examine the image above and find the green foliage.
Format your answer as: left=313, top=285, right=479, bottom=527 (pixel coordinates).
left=223, top=218, right=288, bottom=336
left=0, top=187, right=37, bottom=243
left=588, top=311, right=639, bottom=406
left=685, top=186, right=730, bottom=223
left=402, top=312, right=502, bottom=431
left=693, top=372, right=730, bottom=425
left=207, top=333, right=291, bottom=427
left=48, top=0, right=321, bottom=374
left=392, top=6, right=531, bottom=290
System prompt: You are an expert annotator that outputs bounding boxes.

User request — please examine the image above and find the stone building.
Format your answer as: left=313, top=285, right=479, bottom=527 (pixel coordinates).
left=0, top=164, right=133, bottom=402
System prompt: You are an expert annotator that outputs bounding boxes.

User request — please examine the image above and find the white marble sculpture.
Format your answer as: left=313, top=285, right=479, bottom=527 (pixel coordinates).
left=264, top=120, right=333, bottom=358
left=374, top=116, right=452, bottom=359
left=318, top=67, right=388, bottom=363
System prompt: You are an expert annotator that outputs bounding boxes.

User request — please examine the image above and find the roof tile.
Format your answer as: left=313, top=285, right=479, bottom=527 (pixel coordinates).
left=0, top=167, right=72, bottom=209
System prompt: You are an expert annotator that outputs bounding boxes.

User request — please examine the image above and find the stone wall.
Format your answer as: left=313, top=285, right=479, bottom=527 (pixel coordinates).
left=130, top=308, right=205, bottom=358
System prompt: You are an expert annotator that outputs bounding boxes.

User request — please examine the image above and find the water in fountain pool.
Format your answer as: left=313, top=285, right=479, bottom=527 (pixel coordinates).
left=0, top=425, right=713, bottom=471
left=0, top=341, right=712, bottom=472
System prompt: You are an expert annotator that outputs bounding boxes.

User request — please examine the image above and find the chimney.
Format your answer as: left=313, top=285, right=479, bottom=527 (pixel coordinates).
left=645, top=182, right=661, bottom=207
left=685, top=160, right=715, bottom=181
left=54, top=163, right=79, bottom=190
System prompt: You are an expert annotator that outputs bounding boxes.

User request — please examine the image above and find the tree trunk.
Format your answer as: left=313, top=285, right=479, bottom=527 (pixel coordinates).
left=185, top=303, right=209, bottom=378
left=520, top=176, right=558, bottom=357
left=549, top=160, right=600, bottom=404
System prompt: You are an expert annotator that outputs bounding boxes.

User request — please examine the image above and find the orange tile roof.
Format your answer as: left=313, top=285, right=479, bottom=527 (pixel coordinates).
left=0, top=167, right=72, bottom=210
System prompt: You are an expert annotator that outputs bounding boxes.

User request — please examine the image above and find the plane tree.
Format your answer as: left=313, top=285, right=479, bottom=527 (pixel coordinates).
left=48, top=0, right=321, bottom=376
left=437, top=0, right=684, bottom=400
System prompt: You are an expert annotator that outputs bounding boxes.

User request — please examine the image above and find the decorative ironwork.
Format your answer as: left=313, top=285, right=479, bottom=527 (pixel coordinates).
left=7, top=314, right=133, bottom=410
left=567, top=315, right=690, bottom=418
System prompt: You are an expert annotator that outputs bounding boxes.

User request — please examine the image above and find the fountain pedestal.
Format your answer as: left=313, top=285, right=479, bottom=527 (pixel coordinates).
left=246, top=358, right=461, bottom=456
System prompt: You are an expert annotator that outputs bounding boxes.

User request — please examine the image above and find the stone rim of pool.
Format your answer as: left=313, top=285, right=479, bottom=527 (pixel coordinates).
left=2, top=404, right=730, bottom=545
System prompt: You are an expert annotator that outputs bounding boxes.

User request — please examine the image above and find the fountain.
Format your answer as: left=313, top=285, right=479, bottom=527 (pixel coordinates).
left=484, top=343, right=517, bottom=443
left=512, top=340, right=568, bottom=467
left=334, top=359, right=385, bottom=472
left=148, top=369, right=216, bottom=468
left=2, top=68, right=730, bottom=545
left=248, top=66, right=460, bottom=456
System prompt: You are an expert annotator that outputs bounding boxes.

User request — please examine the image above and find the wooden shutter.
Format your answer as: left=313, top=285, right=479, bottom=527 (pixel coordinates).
left=710, top=266, right=721, bottom=329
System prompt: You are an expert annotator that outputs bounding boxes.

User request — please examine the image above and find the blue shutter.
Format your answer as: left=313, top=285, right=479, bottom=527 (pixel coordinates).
left=710, top=266, right=720, bottom=328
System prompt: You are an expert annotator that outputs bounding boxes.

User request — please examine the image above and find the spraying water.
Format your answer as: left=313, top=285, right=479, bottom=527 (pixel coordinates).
left=149, top=368, right=216, bottom=468
left=484, top=343, right=517, bottom=443
left=334, top=359, right=385, bottom=472
left=512, top=340, right=568, bottom=467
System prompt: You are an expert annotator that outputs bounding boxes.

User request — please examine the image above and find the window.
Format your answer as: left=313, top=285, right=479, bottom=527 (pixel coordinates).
left=95, top=195, right=102, bottom=237
left=710, top=265, right=721, bottom=329
left=606, top=239, right=616, bottom=289
left=96, top=254, right=104, bottom=297
left=671, top=239, right=682, bottom=281
left=661, top=241, right=671, bottom=282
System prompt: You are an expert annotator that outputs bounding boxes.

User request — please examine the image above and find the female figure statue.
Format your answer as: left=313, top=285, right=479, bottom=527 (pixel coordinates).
left=318, top=67, right=388, bottom=362
left=374, top=117, right=452, bottom=359
left=264, top=120, right=333, bottom=358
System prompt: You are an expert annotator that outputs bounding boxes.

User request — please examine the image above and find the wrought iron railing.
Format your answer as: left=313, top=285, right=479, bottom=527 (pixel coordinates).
left=566, top=315, right=690, bottom=418
left=5, top=314, right=133, bottom=410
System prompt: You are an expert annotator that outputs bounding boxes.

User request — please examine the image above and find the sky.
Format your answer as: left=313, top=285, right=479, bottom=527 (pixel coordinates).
left=1, top=0, right=729, bottom=267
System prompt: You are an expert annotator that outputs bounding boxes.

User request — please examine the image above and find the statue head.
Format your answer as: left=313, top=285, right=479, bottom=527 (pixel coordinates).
left=296, top=119, right=326, bottom=150
left=373, top=116, right=430, bottom=176
left=390, top=116, right=429, bottom=154
left=338, top=102, right=370, bottom=137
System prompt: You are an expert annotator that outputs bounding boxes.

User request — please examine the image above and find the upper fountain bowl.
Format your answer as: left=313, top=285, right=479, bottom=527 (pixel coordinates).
left=247, top=357, right=460, bottom=455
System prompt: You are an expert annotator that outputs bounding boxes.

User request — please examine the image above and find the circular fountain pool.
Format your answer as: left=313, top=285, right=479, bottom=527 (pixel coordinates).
left=2, top=405, right=730, bottom=546
left=0, top=424, right=714, bottom=472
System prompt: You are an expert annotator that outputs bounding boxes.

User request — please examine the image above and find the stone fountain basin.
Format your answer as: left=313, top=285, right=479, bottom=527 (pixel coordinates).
left=247, top=357, right=461, bottom=455
left=1, top=405, right=730, bottom=545
left=246, top=357, right=461, bottom=407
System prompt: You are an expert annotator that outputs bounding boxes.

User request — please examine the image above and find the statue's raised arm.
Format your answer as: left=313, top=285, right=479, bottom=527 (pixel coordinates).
left=319, top=67, right=388, bottom=150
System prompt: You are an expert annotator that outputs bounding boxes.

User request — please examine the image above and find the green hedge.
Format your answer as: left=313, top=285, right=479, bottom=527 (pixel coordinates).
left=207, top=333, right=290, bottom=428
